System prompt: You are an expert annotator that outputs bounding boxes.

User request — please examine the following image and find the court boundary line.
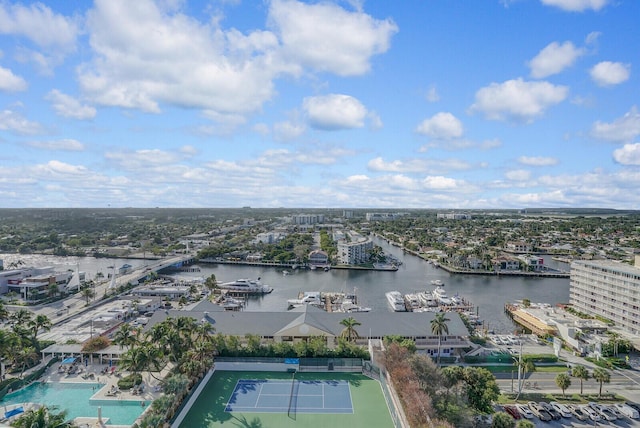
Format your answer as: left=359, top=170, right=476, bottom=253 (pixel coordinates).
left=224, top=379, right=354, bottom=414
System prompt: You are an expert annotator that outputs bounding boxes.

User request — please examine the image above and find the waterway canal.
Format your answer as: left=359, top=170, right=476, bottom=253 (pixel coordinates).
left=2, top=238, right=571, bottom=334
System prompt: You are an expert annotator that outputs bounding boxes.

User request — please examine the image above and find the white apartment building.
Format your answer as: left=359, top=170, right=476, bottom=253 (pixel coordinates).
left=570, top=256, right=640, bottom=334
left=291, top=214, right=325, bottom=225
left=337, top=236, right=373, bottom=265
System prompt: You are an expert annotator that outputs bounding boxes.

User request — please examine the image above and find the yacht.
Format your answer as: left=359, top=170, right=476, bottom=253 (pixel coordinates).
left=386, top=291, right=407, bottom=312
left=218, top=278, right=274, bottom=294
left=418, top=290, right=438, bottom=307
left=339, top=299, right=372, bottom=313
left=433, top=286, right=452, bottom=305
left=430, top=279, right=444, bottom=287
left=287, top=291, right=323, bottom=309
left=404, top=293, right=421, bottom=310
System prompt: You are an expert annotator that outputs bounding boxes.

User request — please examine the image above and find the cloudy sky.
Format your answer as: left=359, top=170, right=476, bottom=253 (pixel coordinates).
left=0, top=0, right=639, bottom=209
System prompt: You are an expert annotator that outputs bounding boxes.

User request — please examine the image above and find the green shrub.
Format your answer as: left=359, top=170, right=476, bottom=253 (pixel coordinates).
left=117, top=373, right=142, bottom=390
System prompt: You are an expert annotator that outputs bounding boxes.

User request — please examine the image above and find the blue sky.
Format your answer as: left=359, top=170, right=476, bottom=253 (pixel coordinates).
left=0, top=0, right=639, bottom=209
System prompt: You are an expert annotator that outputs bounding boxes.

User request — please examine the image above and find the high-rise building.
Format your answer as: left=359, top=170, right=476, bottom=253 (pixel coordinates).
left=569, top=256, right=640, bottom=334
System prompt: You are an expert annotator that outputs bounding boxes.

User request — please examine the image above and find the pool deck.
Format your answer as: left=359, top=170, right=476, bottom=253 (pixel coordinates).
left=38, top=360, right=169, bottom=428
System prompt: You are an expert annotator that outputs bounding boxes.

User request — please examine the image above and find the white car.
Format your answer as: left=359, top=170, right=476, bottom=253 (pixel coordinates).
left=582, top=405, right=601, bottom=422
left=516, top=404, right=534, bottom=419
left=615, top=403, right=640, bottom=419
left=550, top=401, right=572, bottom=418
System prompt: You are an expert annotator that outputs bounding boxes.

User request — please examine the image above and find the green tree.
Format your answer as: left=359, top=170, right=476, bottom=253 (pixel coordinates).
left=516, top=420, right=535, bottom=428
left=113, top=323, right=140, bottom=350
left=12, top=405, right=74, bottom=428
left=81, top=286, right=95, bottom=304
left=491, top=412, right=515, bottom=428
left=555, top=372, right=571, bottom=397
left=29, top=314, right=52, bottom=350
left=593, top=367, right=610, bottom=397
left=462, top=367, right=500, bottom=413
left=571, top=365, right=589, bottom=395
left=0, top=301, right=8, bottom=322
left=430, top=312, right=450, bottom=366
left=204, top=274, right=217, bottom=292
left=339, top=316, right=362, bottom=343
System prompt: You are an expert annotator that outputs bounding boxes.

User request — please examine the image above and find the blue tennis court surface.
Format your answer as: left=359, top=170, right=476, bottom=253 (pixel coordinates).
left=224, top=379, right=353, bottom=414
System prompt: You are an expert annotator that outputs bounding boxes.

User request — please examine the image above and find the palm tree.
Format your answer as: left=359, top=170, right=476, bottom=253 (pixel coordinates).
left=81, top=286, right=95, bottom=304
left=29, top=314, right=52, bottom=347
left=571, top=365, right=589, bottom=395
left=593, top=368, right=611, bottom=397
left=555, top=373, right=571, bottom=397
left=113, top=323, right=140, bottom=350
left=12, top=405, right=73, bottom=428
left=339, top=316, right=362, bottom=343
left=0, top=301, right=9, bottom=322
left=430, top=312, right=450, bottom=366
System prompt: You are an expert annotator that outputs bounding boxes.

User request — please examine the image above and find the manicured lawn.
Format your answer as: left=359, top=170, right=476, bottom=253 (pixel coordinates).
left=178, top=371, right=394, bottom=428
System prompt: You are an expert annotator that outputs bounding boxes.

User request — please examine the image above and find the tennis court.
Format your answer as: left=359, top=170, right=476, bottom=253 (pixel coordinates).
left=225, top=378, right=353, bottom=414
left=177, top=370, right=394, bottom=427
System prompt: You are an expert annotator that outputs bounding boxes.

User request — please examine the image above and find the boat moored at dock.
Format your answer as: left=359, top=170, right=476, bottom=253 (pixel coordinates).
left=217, top=278, right=274, bottom=294
left=386, top=290, right=407, bottom=312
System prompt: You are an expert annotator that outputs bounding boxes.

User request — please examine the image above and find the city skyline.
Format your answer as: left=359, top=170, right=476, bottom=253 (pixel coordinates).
left=0, top=0, right=638, bottom=209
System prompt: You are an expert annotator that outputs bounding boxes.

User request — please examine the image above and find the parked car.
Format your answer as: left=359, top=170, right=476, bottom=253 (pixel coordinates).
left=621, top=402, right=640, bottom=418
left=528, top=402, right=552, bottom=422
left=550, top=401, right=572, bottom=418
left=589, top=402, right=617, bottom=421
left=566, top=404, right=588, bottom=421
left=516, top=404, right=534, bottom=419
left=503, top=405, right=521, bottom=420
left=627, top=401, right=640, bottom=414
left=539, top=402, right=561, bottom=420
left=581, top=405, right=602, bottom=422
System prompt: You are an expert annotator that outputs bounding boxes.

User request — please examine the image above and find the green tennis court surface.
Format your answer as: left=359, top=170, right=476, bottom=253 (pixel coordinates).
left=178, top=371, right=394, bottom=427
left=225, top=379, right=353, bottom=414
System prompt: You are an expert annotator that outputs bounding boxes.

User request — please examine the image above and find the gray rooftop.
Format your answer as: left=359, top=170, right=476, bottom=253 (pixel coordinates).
left=145, top=305, right=468, bottom=339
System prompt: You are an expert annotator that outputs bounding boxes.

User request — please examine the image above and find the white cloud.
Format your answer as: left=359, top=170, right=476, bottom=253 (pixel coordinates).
left=528, top=41, right=584, bottom=78
left=0, top=66, right=27, bottom=91
left=367, top=156, right=473, bottom=174
left=613, top=143, right=640, bottom=166
left=26, top=139, right=85, bottom=151
left=80, top=0, right=281, bottom=115
left=45, top=90, right=96, bottom=120
left=591, top=106, right=640, bottom=143
left=505, top=169, right=532, bottom=181
left=34, top=160, right=89, bottom=178
left=0, top=109, right=42, bottom=134
left=416, top=112, right=463, bottom=139
left=268, top=0, right=397, bottom=76
left=273, top=120, right=306, bottom=141
left=590, top=61, right=631, bottom=87
left=303, top=94, right=367, bottom=130
left=0, top=2, right=78, bottom=73
left=540, top=0, right=610, bottom=12
left=422, top=175, right=469, bottom=191
left=105, top=149, right=182, bottom=170
left=469, top=78, right=568, bottom=122
left=518, top=156, right=559, bottom=166
left=426, top=85, right=440, bottom=102
left=0, top=2, right=78, bottom=49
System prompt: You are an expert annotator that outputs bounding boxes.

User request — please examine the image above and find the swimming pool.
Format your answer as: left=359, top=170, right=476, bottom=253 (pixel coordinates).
left=1, top=382, right=147, bottom=426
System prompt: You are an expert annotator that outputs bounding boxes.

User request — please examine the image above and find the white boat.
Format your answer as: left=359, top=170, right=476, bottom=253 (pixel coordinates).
left=433, top=286, right=452, bottom=305
left=418, top=291, right=438, bottom=307
left=404, top=293, right=421, bottom=310
left=430, top=279, right=444, bottom=286
left=218, top=278, right=273, bottom=294
left=386, top=291, right=407, bottom=312
left=287, top=291, right=323, bottom=308
left=339, top=299, right=372, bottom=313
